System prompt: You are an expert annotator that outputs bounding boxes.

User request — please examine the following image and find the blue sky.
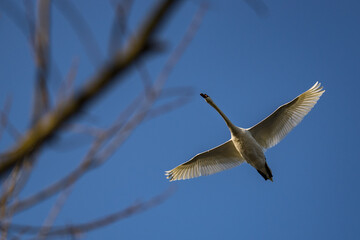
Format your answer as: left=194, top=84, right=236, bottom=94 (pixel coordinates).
left=0, top=0, right=360, bottom=239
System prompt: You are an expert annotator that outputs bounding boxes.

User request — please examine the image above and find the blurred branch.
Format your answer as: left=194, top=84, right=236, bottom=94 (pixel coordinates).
left=54, top=0, right=103, bottom=66
left=243, top=0, right=269, bottom=17
left=0, top=97, right=20, bottom=142
left=0, top=164, right=21, bottom=240
left=7, top=0, right=205, bottom=217
left=108, top=0, right=134, bottom=55
left=32, top=0, right=51, bottom=125
left=0, top=0, right=30, bottom=40
left=56, top=58, right=79, bottom=104
left=93, top=1, right=208, bottom=165
left=0, top=1, right=207, bottom=238
left=1, top=186, right=175, bottom=237
left=7, top=87, right=190, bottom=215
left=37, top=186, right=73, bottom=239
left=145, top=88, right=194, bottom=120
left=0, top=0, right=181, bottom=176
left=0, top=165, right=21, bottom=213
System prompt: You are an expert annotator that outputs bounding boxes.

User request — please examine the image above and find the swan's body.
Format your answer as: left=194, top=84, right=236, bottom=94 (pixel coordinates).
left=166, top=82, right=324, bottom=182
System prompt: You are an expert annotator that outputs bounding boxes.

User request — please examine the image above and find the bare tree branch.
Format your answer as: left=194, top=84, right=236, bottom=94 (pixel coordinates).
left=0, top=0, right=30, bottom=40
left=243, top=0, right=269, bottom=17
left=4, top=2, right=205, bottom=219
left=0, top=97, right=20, bottom=142
left=0, top=1, right=211, bottom=238
left=32, top=0, right=51, bottom=125
left=0, top=0, right=181, bottom=176
left=108, top=0, right=134, bottom=55
left=54, top=0, right=103, bottom=66
left=37, top=186, right=73, bottom=239
left=1, top=186, right=175, bottom=237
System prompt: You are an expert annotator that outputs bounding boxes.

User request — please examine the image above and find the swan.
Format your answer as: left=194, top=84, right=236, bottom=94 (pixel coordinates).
left=165, top=82, right=324, bottom=182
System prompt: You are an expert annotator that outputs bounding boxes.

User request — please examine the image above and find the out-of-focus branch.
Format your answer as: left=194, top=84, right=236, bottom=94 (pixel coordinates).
left=37, top=186, right=73, bottom=239
left=56, top=58, right=79, bottom=104
left=93, top=1, right=208, bottom=165
left=1, top=2, right=205, bottom=238
left=0, top=187, right=175, bottom=237
left=108, top=0, right=134, bottom=55
left=243, top=0, right=269, bottom=17
left=8, top=87, right=146, bottom=214
left=7, top=88, right=190, bottom=215
left=0, top=97, right=20, bottom=142
left=145, top=88, right=194, bottom=120
left=0, top=1, right=30, bottom=40
left=0, top=0, right=181, bottom=176
left=54, top=0, right=103, bottom=66
left=32, top=0, right=51, bottom=125
left=7, top=1, right=205, bottom=215
left=0, top=164, right=21, bottom=240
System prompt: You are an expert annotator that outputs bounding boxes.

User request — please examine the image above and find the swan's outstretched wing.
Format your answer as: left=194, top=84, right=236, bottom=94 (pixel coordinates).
left=166, top=140, right=244, bottom=181
left=248, top=82, right=325, bottom=149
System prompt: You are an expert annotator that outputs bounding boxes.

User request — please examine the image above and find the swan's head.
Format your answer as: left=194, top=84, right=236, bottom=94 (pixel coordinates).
left=200, top=93, right=213, bottom=104
left=200, top=93, right=208, bottom=98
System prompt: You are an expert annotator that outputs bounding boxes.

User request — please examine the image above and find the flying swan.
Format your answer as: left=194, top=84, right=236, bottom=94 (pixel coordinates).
left=166, top=82, right=324, bottom=182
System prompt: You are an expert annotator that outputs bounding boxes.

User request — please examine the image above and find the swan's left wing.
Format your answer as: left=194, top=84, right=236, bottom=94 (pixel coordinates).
left=165, top=140, right=244, bottom=181
left=248, top=82, right=325, bottom=149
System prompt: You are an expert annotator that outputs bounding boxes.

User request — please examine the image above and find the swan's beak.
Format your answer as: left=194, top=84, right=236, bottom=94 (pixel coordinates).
left=269, top=177, right=273, bottom=182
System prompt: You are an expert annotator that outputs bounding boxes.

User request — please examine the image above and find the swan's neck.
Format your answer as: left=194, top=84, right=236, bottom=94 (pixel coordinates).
left=208, top=100, right=237, bottom=132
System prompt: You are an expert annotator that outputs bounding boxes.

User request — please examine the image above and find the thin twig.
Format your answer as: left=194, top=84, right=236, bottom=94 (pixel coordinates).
left=32, top=0, right=51, bottom=125
left=1, top=186, right=175, bottom=236
left=7, top=87, right=146, bottom=214
left=54, top=0, right=103, bottom=66
left=37, top=186, right=73, bottom=239
left=243, top=0, right=269, bottom=17
left=0, top=97, right=21, bottom=142
left=56, top=58, right=79, bottom=104
left=95, top=2, right=208, bottom=165
left=0, top=164, right=21, bottom=240
left=108, top=0, right=134, bottom=55
left=0, top=0, right=30, bottom=40
left=146, top=92, right=194, bottom=120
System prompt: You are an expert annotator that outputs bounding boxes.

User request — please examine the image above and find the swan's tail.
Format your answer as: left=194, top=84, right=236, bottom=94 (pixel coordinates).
left=256, top=162, right=273, bottom=182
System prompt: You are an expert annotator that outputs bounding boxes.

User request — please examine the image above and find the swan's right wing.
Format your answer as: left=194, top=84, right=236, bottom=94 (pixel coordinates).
left=165, top=140, right=244, bottom=181
left=248, top=82, right=325, bottom=149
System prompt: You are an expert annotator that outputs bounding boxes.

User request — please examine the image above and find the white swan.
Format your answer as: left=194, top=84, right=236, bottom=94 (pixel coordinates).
left=165, top=82, right=325, bottom=182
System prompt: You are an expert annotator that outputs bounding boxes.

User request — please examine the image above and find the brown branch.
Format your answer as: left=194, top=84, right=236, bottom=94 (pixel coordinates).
left=0, top=0, right=181, bottom=176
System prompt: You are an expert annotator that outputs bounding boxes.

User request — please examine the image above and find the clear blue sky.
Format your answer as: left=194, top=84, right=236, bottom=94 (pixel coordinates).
left=1, top=0, right=359, bottom=239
